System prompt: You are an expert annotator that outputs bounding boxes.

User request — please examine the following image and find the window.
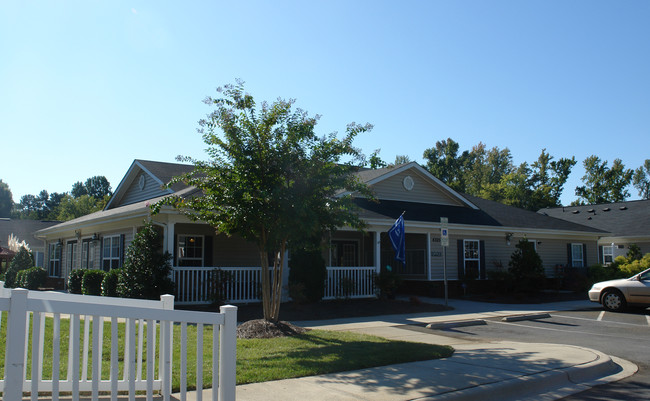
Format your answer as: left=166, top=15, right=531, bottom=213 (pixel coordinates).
left=67, top=241, right=78, bottom=273
left=34, top=251, right=44, bottom=268
left=571, top=243, right=584, bottom=267
left=102, top=235, right=122, bottom=271
left=177, top=235, right=204, bottom=267
left=331, top=240, right=359, bottom=267
left=82, top=239, right=96, bottom=269
left=48, top=243, right=61, bottom=277
left=464, top=240, right=480, bottom=279
left=602, top=245, right=614, bottom=265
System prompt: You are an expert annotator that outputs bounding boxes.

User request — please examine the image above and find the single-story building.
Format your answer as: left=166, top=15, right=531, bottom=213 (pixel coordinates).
left=36, top=159, right=605, bottom=303
left=0, top=218, right=60, bottom=272
left=539, top=199, right=650, bottom=265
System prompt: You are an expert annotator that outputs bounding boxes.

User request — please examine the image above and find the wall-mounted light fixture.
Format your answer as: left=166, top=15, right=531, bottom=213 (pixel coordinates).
left=91, top=233, right=99, bottom=242
left=505, top=232, right=513, bottom=246
left=537, top=241, right=542, bottom=246
left=75, top=229, right=82, bottom=239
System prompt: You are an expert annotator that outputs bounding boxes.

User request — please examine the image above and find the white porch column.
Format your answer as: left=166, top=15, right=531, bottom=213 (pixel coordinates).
left=374, top=231, right=381, bottom=273
left=167, top=222, right=175, bottom=265
left=426, top=232, right=432, bottom=280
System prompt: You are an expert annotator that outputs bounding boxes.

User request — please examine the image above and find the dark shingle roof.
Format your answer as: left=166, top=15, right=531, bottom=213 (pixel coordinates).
left=354, top=195, right=605, bottom=233
left=539, top=199, right=650, bottom=237
left=135, top=159, right=195, bottom=192
left=0, top=219, right=60, bottom=247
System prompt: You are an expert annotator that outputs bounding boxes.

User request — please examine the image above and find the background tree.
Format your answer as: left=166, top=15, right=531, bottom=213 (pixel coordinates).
left=632, top=159, right=650, bottom=200
left=84, top=176, right=112, bottom=199
left=391, top=154, right=411, bottom=166
left=154, top=81, right=372, bottom=322
left=527, top=149, right=576, bottom=209
left=367, top=149, right=387, bottom=169
left=423, top=138, right=467, bottom=192
left=0, top=179, right=13, bottom=218
left=54, top=194, right=105, bottom=221
left=575, top=156, right=633, bottom=204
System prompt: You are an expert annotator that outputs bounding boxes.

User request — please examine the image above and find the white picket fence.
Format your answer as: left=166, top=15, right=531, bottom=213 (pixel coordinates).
left=0, top=284, right=237, bottom=401
left=172, top=266, right=378, bottom=305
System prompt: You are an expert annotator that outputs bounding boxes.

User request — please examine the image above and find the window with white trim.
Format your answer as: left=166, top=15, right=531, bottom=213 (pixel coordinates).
left=67, top=240, right=78, bottom=273
left=464, top=239, right=480, bottom=279
left=602, top=245, right=614, bottom=265
left=331, top=240, right=359, bottom=267
left=102, top=235, right=121, bottom=271
left=571, top=243, right=584, bottom=267
left=177, top=235, right=204, bottom=267
left=82, top=239, right=96, bottom=269
left=48, top=243, right=61, bottom=277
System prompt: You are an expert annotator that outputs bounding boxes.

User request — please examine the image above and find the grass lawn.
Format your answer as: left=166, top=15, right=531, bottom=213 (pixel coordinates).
left=0, top=314, right=453, bottom=391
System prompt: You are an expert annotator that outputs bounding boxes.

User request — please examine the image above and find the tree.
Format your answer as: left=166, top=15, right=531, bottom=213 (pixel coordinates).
left=117, top=221, right=174, bottom=299
left=392, top=155, right=411, bottom=166
left=153, top=81, right=372, bottom=322
left=528, top=149, right=576, bottom=209
left=508, top=238, right=545, bottom=294
left=423, top=138, right=466, bottom=192
left=575, top=156, right=633, bottom=204
left=84, top=176, right=112, bottom=199
left=4, top=246, right=34, bottom=288
left=54, top=194, right=105, bottom=221
left=632, top=159, right=650, bottom=200
left=71, top=181, right=88, bottom=198
left=0, top=179, right=13, bottom=218
left=367, top=149, right=387, bottom=169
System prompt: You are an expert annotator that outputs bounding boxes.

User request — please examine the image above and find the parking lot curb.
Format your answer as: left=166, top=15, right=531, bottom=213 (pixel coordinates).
left=425, top=319, right=487, bottom=330
left=501, top=313, right=551, bottom=322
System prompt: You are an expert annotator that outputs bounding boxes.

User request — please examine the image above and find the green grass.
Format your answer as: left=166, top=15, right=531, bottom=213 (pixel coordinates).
left=0, top=314, right=453, bottom=391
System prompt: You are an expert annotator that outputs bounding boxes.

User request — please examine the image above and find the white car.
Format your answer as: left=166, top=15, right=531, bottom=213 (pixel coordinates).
left=588, top=268, right=650, bottom=311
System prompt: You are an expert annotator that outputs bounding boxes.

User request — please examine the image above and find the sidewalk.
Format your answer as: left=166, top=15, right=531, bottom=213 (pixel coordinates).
left=194, top=299, right=637, bottom=400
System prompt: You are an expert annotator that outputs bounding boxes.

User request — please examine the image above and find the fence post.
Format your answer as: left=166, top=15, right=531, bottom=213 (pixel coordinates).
left=160, top=294, right=174, bottom=401
left=218, top=305, right=237, bottom=401
left=5, top=288, right=28, bottom=400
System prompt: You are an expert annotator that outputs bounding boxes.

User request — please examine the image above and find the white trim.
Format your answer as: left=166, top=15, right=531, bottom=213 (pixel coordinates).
left=571, top=243, right=584, bottom=267
left=177, top=234, right=205, bottom=267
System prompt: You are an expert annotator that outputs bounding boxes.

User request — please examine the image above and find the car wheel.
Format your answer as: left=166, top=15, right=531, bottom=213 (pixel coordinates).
left=602, top=289, right=626, bottom=312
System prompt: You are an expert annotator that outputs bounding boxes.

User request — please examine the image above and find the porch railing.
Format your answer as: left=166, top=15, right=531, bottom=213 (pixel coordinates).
left=172, top=265, right=379, bottom=305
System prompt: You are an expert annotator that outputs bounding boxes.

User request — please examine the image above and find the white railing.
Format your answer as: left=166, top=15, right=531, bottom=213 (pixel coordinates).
left=323, top=266, right=377, bottom=300
left=172, top=265, right=378, bottom=304
left=0, top=284, right=237, bottom=401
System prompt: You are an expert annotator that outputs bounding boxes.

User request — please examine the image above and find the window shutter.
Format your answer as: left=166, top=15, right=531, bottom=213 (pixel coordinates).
left=567, top=244, right=572, bottom=267
left=582, top=244, right=587, bottom=267
left=598, top=246, right=603, bottom=264
left=457, top=239, right=464, bottom=280
left=119, top=234, right=125, bottom=268
left=100, top=237, right=104, bottom=270
left=173, top=235, right=178, bottom=266
left=479, top=240, right=486, bottom=280
left=204, top=235, right=213, bottom=267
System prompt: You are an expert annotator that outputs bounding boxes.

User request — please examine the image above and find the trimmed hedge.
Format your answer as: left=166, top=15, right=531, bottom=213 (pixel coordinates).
left=68, top=268, right=86, bottom=294
left=82, top=269, right=106, bottom=296
left=102, top=268, right=121, bottom=297
left=15, top=267, right=47, bottom=290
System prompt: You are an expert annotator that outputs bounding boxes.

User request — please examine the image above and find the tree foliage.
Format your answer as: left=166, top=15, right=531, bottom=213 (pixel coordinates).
left=117, top=221, right=173, bottom=299
left=574, top=156, right=633, bottom=204
left=153, top=81, right=372, bottom=322
left=508, top=239, right=545, bottom=294
left=0, top=179, right=13, bottom=218
left=632, top=159, right=650, bottom=200
left=4, top=246, right=34, bottom=288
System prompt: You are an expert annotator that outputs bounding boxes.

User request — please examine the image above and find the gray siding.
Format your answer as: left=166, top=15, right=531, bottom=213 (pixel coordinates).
left=119, top=173, right=168, bottom=207
left=371, top=170, right=464, bottom=205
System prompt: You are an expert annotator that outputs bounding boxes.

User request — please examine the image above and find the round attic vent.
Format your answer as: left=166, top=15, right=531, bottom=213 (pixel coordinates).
left=403, top=176, right=414, bottom=191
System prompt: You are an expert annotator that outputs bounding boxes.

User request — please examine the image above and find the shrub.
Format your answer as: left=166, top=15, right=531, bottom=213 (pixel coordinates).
left=587, top=263, right=626, bottom=284
left=374, top=265, right=402, bottom=299
left=68, top=268, right=86, bottom=294
left=508, top=239, right=545, bottom=294
left=4, top=246, right=34, bottom=288
left=117, top=222, right=174, bottom=299
left=82, top=269, right=106, bottom=296
left=209, top=268, right=232, bottom=305
left=288, top=247, right=327, bottom=304
left=16, top=267, right=47, bottom=290
left=617, top=253, right=650, bottom=277
left=102, top=268, right=122, bottom=297
left=486, top=269, right=515, bottom=293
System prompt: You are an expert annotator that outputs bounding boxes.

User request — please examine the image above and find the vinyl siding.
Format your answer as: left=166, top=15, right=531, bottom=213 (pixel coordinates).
left=119, top=173, right=169, bottom=207
left=371, top=170, right=464, bottom=206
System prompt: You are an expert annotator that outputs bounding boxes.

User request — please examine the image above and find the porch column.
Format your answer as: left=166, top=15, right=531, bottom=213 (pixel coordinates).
left=167, top=222, right=175, bottom=266
left=426, top=232, right=432, bottom=280
left=374, top=231, right=381, bottom=273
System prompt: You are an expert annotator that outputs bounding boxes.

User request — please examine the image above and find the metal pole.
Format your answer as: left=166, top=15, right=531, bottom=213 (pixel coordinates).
left=443, top=247, right=448, bottom=306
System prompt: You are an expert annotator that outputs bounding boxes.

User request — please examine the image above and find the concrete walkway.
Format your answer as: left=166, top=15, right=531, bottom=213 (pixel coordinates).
left=185, top=298, right=637, bottom=400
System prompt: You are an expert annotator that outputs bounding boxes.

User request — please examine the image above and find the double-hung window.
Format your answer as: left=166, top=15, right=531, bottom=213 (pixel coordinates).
left=48, top=243, right=61, bottom=277
left=177, top=235, right=204, bottom=267
left=463, top=239, right=480, bottom=279
left=330, top=240, right=359, bottom=267
left=67, top=240, right=78, bottom=274
left=602, top=245, right=614, bottom=265
left=82, top=239, right=95, bottom=269
left=571, top=243, right=584, bottom=267
left=102, top=235, right=121, bottom=271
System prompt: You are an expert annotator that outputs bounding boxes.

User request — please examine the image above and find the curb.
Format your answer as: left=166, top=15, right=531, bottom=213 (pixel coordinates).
left=418, top=346, right=636, bottom=401
left=425, top=320, right=487, bottom=330
left=502, top=313, right=551, bottom=322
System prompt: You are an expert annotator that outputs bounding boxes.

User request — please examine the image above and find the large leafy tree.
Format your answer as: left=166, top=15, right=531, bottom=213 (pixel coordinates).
left=632, top=159, right=650, bottom=200
left=574, top=156, right=633, bottom=204
left=422, top=138, right=467, bottom=192
left=527, top=149, right=576, bottom=209
left=154, top=81, right=373, bottom=322
left=17, top=190, right=65, bottom=220
left=0, top=179, right=13, bottom=218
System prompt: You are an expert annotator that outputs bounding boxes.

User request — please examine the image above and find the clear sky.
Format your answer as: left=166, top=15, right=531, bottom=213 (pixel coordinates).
left=1, top=1, right=648, bottom=207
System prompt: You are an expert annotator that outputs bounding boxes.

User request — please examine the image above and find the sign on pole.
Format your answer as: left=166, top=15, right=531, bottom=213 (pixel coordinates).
left=440, top=217, right=449, bottom=306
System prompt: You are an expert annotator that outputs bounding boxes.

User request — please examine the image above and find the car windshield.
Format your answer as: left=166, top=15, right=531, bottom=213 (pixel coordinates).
left=638, top=269, right=650, bottom=281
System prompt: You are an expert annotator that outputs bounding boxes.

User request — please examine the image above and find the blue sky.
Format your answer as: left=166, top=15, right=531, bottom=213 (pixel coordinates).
left=1, top=1, right=649, bottom=207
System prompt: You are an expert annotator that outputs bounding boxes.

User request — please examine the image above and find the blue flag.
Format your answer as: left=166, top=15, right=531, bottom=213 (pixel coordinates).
left=388, top=215, right=406, bottom=264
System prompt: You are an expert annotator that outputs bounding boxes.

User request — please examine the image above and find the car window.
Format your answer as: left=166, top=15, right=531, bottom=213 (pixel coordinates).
left=639, top=271, right=650, bottom=281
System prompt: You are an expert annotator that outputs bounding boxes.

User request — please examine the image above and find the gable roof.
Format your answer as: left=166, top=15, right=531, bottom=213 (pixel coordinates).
left=105, top=159, right=194, bottom=210
left=539, top=199, right=650, bottom=238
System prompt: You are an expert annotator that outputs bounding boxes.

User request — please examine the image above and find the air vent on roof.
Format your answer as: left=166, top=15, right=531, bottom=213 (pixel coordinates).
left=572, top=210, right=579, bottom=214
left=587, top=216, right=592, bottom=220
left=603, top=207, right=610, bottom=211
left=587, top=208, right=594, bottom=213
left=620, top=206, right=627, bottom=210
